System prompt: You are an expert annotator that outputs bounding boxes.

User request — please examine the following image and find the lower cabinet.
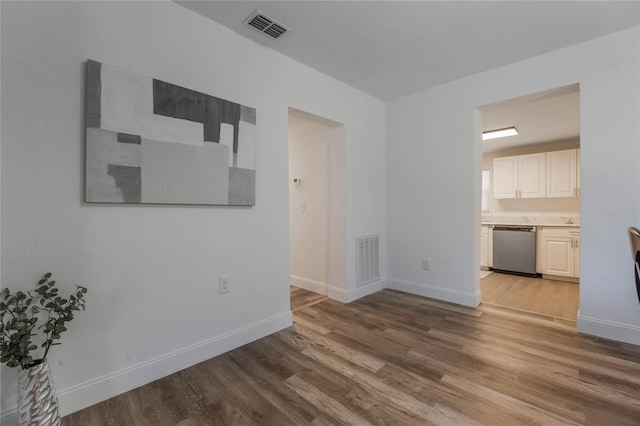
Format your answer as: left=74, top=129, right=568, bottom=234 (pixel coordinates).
left=538, top=227, right=580, bottom=279
left=480, top=225, right=492, bottom=269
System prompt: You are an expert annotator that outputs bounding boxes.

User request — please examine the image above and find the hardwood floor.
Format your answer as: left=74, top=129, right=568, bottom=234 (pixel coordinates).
left=290, top=286, right=327, bottom=312
left=481, top=271, right=579, bottom=320
left=63, top=289, right=640, bottom=425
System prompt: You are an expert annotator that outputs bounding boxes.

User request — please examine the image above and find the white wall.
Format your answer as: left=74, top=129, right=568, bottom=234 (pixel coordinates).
left=483, top=138, right=581, bottom=217
left=0, top=1, right=386, bottom=420
left=387, top=26, right=640, bottom=345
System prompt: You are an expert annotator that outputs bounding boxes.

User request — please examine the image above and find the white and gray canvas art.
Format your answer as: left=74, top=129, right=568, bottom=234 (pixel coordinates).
left=85, top=60, right=256, bottom=205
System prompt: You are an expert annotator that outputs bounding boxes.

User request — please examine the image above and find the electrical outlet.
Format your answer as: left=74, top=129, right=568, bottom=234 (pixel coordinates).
left=422, top=259, right=430, bottom=270
left=219, top=275, right=230, bottom=294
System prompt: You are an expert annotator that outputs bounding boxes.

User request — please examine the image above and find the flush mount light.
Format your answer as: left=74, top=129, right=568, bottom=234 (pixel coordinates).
left=482, top=126, right=518, bottom=141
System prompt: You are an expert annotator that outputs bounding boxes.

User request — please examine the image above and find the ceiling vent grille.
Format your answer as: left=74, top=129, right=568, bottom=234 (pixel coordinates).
left=244, top=10, right=290, bottom=39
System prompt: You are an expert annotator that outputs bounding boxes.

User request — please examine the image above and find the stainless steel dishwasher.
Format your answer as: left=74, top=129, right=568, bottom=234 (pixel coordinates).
left=492, top=226, right=537, bottom=276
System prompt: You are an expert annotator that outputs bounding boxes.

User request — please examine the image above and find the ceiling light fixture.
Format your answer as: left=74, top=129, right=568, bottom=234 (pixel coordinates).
left=482, top=126, right=518, bottom=141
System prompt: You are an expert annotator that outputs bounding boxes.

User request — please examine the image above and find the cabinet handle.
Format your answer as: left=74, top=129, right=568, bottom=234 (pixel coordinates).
left=571, top=239, right=575, bottom=248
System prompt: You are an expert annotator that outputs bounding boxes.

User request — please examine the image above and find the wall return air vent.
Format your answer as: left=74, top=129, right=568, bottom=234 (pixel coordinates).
left=244, top=10, right=290, bottom=39
left=356, top=234, right=380, bottom=287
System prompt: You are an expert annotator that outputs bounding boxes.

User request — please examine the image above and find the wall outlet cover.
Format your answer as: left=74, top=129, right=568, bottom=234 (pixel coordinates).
left=219, top=275, right=230, bottom=294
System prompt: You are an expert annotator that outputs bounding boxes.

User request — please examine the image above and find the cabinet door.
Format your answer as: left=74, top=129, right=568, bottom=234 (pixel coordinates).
left=546, top=149, right=577, bottom=197
left=541, top=235, right=574, bottom=277
left=519, top=153, right=546, bottom=198
left=571, top=230, right=580, bottom=278
left=493, top=156, right=518, bottom=199
left=480, top=226, right=488, bottom=268
left=487, top=227, right=493, bottom=268
left=576, top=148, right=581, bottom=197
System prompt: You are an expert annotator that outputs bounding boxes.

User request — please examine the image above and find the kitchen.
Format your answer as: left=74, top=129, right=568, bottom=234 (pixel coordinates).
left=479, top=85, right=580, bottom=321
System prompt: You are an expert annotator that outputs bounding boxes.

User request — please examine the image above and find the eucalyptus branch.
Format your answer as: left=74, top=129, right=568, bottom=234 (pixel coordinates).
left=0, top=273, right=87, bottom=369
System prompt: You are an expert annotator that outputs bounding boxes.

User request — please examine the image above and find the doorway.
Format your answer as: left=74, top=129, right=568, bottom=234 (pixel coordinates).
left=478, top=84, right=581, bottom=321
left=288, top=108, right=346, bottom=308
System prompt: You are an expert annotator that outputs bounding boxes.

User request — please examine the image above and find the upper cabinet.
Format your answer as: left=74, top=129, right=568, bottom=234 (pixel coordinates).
left=493, top=153, right=546, bottom=199
left=546, top=149, right=580, bottom=197
left=519, top=153, right=546, bottom=198
left=493, top=156, right=518, bottom=198
left=493, top=149, right=580, bottom=200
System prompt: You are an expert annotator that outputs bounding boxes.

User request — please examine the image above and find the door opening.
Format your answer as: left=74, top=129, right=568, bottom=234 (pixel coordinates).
left=477, top=84, right=581, bottom=321
left=288, top=108, right=345, bottom=309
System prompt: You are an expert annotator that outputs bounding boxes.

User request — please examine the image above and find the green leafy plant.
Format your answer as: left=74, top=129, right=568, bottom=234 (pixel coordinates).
left=0, top=273, right=87, bottom=369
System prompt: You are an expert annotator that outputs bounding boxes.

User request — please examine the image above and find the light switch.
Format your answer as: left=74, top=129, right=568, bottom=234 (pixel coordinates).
left=301, top=201, right=306, bottom=212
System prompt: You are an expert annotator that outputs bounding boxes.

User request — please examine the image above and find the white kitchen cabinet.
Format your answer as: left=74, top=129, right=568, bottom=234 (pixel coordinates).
left=574, top=230, right=580, bottom=279
left=546, top=149, right=579, bottom=197
left=493, top=153, right=545, bottom=199
left=576, top=148, right=581, bottom=197
left=493, top=156, right=519, bottom=199
left=539, top=227, right=580, bottom=279
left=480, top=225, right=493, bottom=269
left=519, top=153, right=546, bottom=198
left=480, top=225, right=489, bottom=268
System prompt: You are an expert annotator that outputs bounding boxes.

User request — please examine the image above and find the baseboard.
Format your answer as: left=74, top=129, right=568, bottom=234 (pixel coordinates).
left=387, top=278, right=481, bottom=307
left=349, top=280, right=387, bottom=303
left=577, top=314, right=640, bottom=346
left=324, top=280, right=386, bottom=303
left=290, top=274, right=386, bottom=304
left=290, top=274, right=328, bottom=295
left=542, top=274, right=579, bottom=283
left=0, top=411, right=17, bottom=425
left=0, top=311, right=292, bottom=424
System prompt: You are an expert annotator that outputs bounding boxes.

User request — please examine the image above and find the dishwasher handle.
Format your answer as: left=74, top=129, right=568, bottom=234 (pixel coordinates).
left=493, top=226, right=537, bottom=232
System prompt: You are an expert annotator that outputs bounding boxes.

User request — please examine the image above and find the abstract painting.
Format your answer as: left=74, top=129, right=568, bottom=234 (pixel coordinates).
left=85, top=60, right=256, bottom=205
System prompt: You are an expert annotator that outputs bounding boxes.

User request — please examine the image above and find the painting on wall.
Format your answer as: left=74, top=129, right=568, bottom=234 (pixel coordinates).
left=85, top=59, right=256, bottom=205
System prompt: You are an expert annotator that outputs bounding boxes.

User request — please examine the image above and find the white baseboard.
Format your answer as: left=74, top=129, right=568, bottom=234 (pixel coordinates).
left=348, top=280, right=388, bottom=303
left=577, top=314, right=640, bottom=346
left=0, top=311, right=292, bottom=425
left=326, top=280, right=387, bottom=303
left=0, top=411, right=17, bottom=425
left=290, top=275, right=386, bottom=304
left=290, top=275, right=328, bottom=295
left=387, top=278, right=481, bottom=307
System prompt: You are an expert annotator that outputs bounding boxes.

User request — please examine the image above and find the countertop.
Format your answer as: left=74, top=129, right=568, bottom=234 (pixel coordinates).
left=481, top=222, right=580, bottom=228
left=481, top=216, right=580, bottom=228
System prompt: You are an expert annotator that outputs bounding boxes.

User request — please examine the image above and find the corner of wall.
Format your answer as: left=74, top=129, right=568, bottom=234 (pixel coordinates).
left=387, top=278, right=481, bottom=307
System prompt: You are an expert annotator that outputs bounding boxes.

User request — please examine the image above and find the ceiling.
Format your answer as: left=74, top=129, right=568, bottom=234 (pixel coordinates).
left=481, top=85, right=580, bottom=152
left=176, top=1, right=640, bottom=101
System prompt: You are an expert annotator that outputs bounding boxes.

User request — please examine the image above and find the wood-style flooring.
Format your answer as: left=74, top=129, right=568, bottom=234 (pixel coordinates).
left=62, top=289, right=640, bottom=425
left=290, top=286, right=327, bottom=312
left=481, top=272, right=579, bottom=320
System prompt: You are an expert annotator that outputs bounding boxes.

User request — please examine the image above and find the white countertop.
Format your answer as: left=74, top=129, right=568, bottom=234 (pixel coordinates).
left=481, top=222, right=579, bottom=227
left=481, top=215, right=580, bottom=227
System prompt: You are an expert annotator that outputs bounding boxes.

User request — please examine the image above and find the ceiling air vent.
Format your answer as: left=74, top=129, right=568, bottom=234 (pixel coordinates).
left=244, top=10, right=290, bottom=39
